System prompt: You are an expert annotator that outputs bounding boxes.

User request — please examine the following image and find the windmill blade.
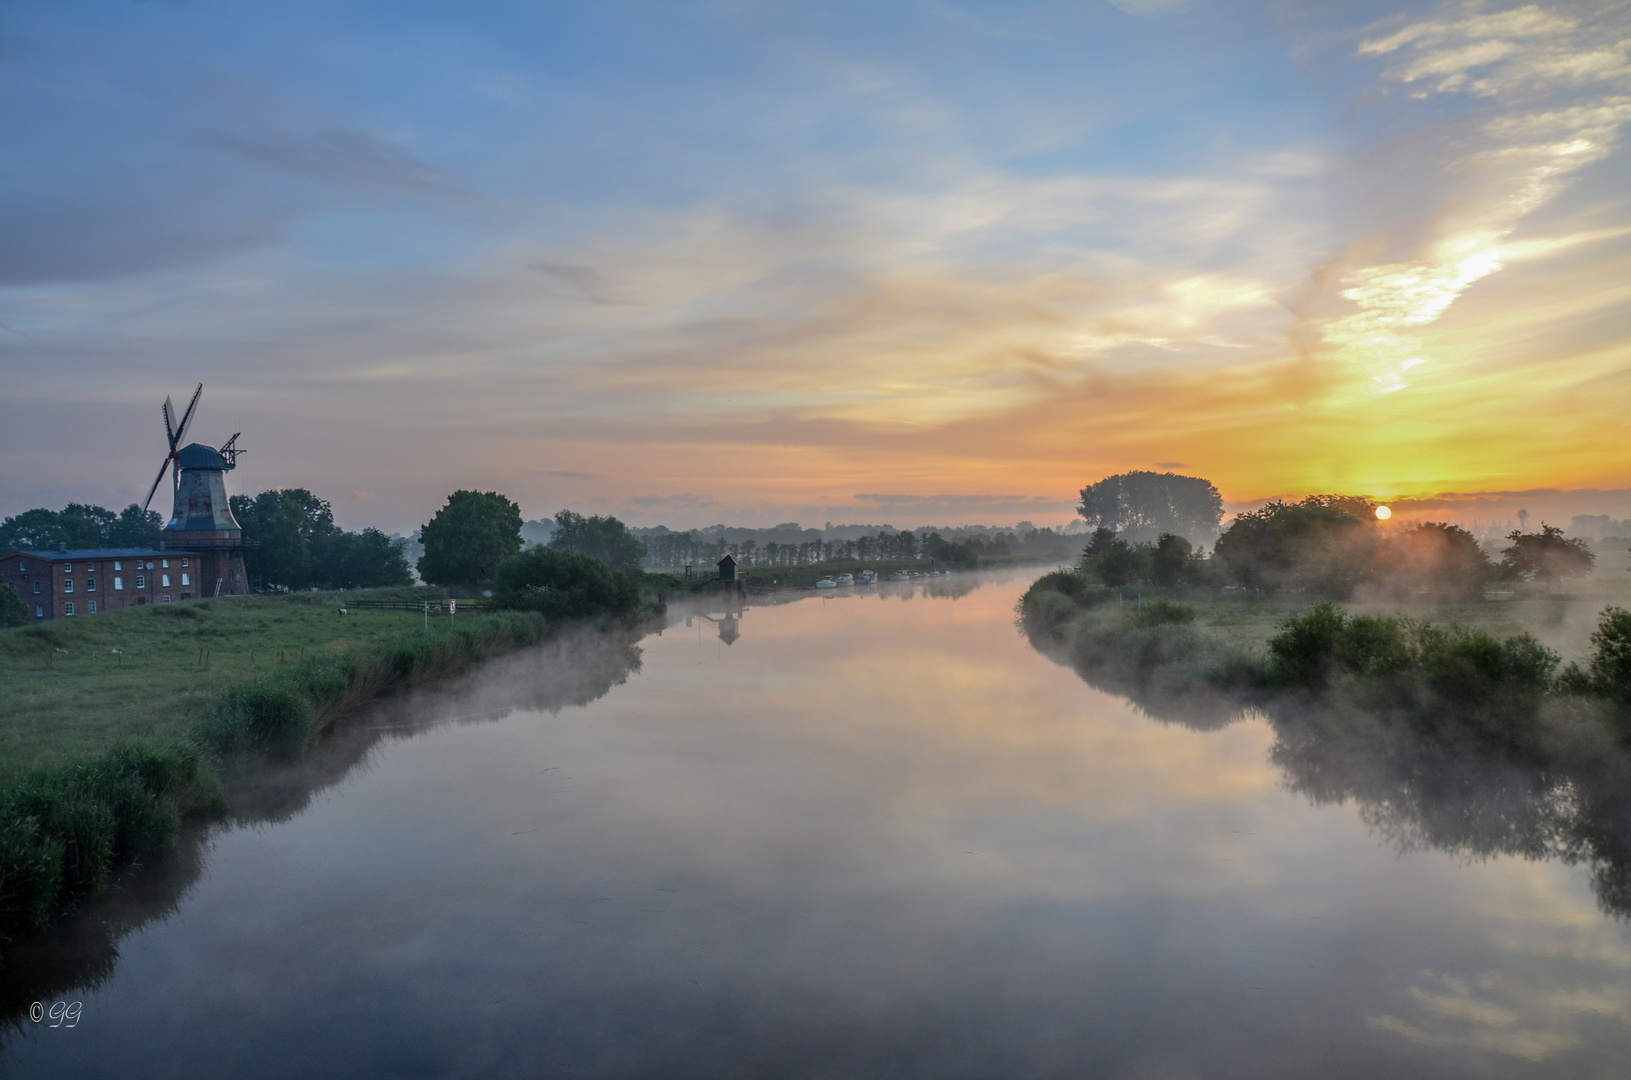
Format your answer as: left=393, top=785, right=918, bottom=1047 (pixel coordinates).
left=142, top=455, right=173, bottom=512
left=173, top=383, right=203, bottom=449
left=163, top=396, right=177, bottom=449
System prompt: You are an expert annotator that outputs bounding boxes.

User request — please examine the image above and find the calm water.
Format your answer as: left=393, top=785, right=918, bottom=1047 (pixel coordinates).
left=6, top=570, right=1631, bottom=1078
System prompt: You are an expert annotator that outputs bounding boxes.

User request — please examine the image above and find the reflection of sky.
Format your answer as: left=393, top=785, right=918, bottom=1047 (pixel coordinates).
left=12, top=572, right=1631, bottom=1076
left=3, top=2, right=1630, bottom=529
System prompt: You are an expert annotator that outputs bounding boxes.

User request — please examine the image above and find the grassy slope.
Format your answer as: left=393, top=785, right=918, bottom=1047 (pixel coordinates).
left=0, top=587, right=455, bottom=784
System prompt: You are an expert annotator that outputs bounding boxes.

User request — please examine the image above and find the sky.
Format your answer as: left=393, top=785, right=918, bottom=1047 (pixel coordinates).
left=2, top=0, right=1629, bottom=533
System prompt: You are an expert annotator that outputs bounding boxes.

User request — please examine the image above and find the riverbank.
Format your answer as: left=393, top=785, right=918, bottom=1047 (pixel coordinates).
left=1019, top=572, right=1631, bottom=727
left=0, top=584, right=664, bottom=940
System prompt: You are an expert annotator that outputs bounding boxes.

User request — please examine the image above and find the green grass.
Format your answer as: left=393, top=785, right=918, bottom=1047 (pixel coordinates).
left=0, top=588, right=453, bottom=784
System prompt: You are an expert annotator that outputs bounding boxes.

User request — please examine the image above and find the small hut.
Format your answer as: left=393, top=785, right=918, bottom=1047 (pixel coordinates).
left=717, top=554, right=738, bottom=582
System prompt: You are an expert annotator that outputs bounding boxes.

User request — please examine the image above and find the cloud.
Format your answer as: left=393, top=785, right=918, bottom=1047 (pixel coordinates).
left=194, top=125, right=469, bottom=198
left=531, top=262, right=622, bottom=304
left=1316, top=1, right=1631, bottom=393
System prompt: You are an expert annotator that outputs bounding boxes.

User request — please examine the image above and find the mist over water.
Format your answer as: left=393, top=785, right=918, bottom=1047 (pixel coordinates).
left=6, top=571, right=1631, bottom=1078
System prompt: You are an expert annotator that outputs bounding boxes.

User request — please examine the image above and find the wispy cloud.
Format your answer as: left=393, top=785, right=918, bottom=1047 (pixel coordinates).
left=194, top=125, right=470, bottom=198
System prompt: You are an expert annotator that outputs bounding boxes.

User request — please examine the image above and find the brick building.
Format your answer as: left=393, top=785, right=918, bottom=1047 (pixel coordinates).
left=1, top=545, right=248, bottom=621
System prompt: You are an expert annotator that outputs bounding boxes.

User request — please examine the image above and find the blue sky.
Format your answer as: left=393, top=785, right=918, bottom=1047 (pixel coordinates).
left=3, top=1, right=1629, bottom=531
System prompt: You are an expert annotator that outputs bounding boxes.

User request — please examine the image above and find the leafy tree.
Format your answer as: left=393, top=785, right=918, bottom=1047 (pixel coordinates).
left=1500, top=525, right=1595, bottom=584
left=108, top=505, right=164, bottom=548
left=231, top=489, right=339, bottom=591
left=0, top=583, right=26, bottom=627
left=1077, top=471, right=1224, bottom=544
left=1150, top=533, right=1194, bottom=587
left=1213, top=497, right=1379, bottom=596
left=549, top=510, right=648, bottom=571
left=418, top=490, right=523, bottom=587
left=491, top=546, right=642, bottom=621
left=1368, top=522, right=1491, bottom=601
left=326, top=528, right=414, bottom=589
left=0, top=502, right=163, bottom=552
left=1080, top=527, right=1149, bottom=587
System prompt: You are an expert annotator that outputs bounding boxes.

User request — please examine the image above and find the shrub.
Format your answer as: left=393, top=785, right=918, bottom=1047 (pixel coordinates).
left=196, top=683, right=315, bottom=757
left=1588, top=606, right=1631, bottom=702
left=0, top=741, right=224, bottom=939
left=1268, top=603, right=1348, bottom=685
left=491, top=547, right=644, bottom=622
left=1130, top=599, right=1197, bottom=627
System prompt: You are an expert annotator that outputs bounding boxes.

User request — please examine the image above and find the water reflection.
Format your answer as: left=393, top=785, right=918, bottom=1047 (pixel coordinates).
left=1020, top=611, right=1631, bottom=919
left=0, top=625, right=646, bottom=1035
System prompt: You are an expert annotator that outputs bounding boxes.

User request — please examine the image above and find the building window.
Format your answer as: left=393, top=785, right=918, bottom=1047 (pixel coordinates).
left=161, top=559, right=169, bottom=569
left=87, top=601, right=97, bottom=614
left=64, top=563, right=72, bottom=573
left=17, top=561, right=25, bottom=573
left=34, top=605, right=43, bottom=619
left=182, top=558, right=189, bottom=567
left=114, top=577, right=123, bottom=590
left=161, top=574, right=171, bottom=587
left=113, top=561, right=122, bottom=571
left=136, top=575, right=146, bottom=588
left=181, top=573, right=190, bottom=586
left=160, top=595, right=171, bottom=603
left=33, top=581, right=41, bottom=595
left=85, top=563, right=96, bottom=573
left=63, top=579, right=73, bottom=594
left=64, top=602, right=75, bottom=616
left=87, top=578, right=96, bottom=592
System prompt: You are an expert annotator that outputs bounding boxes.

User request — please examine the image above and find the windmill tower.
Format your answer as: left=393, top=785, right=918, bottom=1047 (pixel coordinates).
left=142, top=384, right=251, bottom=597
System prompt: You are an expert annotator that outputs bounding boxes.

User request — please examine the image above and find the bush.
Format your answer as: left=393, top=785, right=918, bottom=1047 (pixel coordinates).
left=1587, top=606, right=1631, bottom=702
left=0, top=741, right=224, bottom=939
left=1130, top=599, right=1197, bottom=627
left=0, top=583, right=26, bottom=628
left=491, top=547, right=644, bottom=622
left=1268, top=604, right=1558, bottom=697
left=196, top=683, right=315, bottom=757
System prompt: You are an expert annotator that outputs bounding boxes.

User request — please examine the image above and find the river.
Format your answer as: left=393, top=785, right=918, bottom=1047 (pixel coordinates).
left=5, top=569, right=1630, bottom=1078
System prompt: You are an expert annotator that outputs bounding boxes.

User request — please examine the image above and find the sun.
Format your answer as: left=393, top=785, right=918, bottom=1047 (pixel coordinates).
left=1375, top=505, right=1392, bottom=520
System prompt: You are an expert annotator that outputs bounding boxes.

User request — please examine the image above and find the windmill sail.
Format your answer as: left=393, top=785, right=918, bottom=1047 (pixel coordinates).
left=144, top=383, right=205, bottom=512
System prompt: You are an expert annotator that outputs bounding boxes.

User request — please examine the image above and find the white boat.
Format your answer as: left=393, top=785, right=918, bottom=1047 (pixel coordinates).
left=815, top=577, right=838, bottom=589
left=889, top=570, right=911, bottom=581
left=856, top=570, right=877, bottom=584
left=834, top=573, right=854, bottom=586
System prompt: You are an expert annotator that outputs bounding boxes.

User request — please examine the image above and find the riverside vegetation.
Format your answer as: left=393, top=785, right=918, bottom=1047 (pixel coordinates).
left=0, top=562, right=664, bottom=941
left=1021, top=574, right=1631, bottom=914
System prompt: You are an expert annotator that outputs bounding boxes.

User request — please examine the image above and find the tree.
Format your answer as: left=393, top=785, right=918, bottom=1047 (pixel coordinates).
left=1150, top=533, right=1194, bottom=587
left=549, top=510, right=648, bottom=570
left=1500, top=525, right=1594, bottom=584
left=491, top=547, right=642, bottom=621
left=0, top=502, right=163, bottom=553
left=1368, top=522, right=1491, bottom=601
left=1080, top=527, right=1149, bottom=587
left=418, top=490, right=523, bottom=587
left=232, top=489, right=339, bottom=591
left=108, top=504, right=164, bottom=548
left=327, top=528, right=414, bottom=589
left=1213, top=497, right=1379, bottom=596
left=0, top=583, right=26, bottom=628
left=1077, top=471, right=1224, bottom=544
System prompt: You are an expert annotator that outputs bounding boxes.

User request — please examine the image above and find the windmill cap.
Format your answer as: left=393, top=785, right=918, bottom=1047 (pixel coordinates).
left=176, top=443, right=227, bottom=470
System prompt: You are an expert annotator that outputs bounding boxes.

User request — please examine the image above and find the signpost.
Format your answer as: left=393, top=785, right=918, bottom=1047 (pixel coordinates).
left=449, top=598, right=457, bottom=626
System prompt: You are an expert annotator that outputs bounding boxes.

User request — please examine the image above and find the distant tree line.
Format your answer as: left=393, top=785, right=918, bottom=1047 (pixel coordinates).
left=640, top=524, right=1074, bottom=570
left=1073, top=476, right=1605, bottom=599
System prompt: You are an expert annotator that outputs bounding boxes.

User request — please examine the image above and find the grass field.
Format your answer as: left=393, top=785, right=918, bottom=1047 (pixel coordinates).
left=0, top=586, right=464, bottom=785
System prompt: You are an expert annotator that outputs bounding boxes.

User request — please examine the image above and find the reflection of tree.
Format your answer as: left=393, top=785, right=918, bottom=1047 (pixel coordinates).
left=0, top=625, right=645, bottom=1037
left=1022, top=617, right=1631, bottom=919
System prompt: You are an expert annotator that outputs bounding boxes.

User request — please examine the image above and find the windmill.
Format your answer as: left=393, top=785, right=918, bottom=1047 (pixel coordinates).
left=143, top=383, right=203, bottom=512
